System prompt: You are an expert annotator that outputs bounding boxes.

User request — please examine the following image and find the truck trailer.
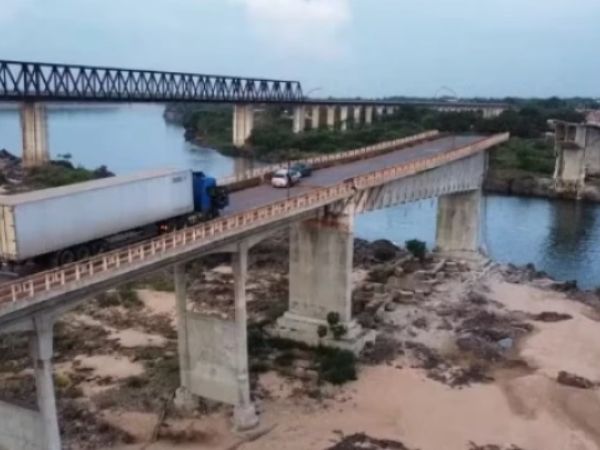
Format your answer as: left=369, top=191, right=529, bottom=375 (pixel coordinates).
left=0, top=168, right=228, bottom=267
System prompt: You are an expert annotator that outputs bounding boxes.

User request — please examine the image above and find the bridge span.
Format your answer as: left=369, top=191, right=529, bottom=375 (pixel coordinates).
left=0, top=130, right=508, bottom=449
left=1, top=59, right=508, bottom=166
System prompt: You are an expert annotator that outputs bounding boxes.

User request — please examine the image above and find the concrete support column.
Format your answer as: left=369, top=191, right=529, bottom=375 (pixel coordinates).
left=232, top=104, right=254, bottom=147
left=21, top=102, right=50, bottom=168
left=274, top=205, right=375, bottom=353
left=386, top=106, right=395, bottom=115
left=376, top=106, right=385, bottom=119
left=326, top=105, right=336, bottom=130
left=31, top=315, right=61, bottom=450
left=292, top=105, right=306, bottom=134
left=232, top=242, right=258, bottom=430
left=365, top=106, right=373, bottom=125
left=175, top=264, right=191, bottom=389
left=340, top=106, right=349, bottom=132
left=310, top=105, right=320, bottom=130
left=353, top=106, right=362, bottom=127
left=436, top=189, right=482, bottom=253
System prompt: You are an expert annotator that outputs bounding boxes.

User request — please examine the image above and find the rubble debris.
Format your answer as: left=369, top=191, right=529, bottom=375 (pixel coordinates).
left=531, top=312, right=572, bottom=322
left=556, top=371, right=595, bottom=390
left=326, top=433, right=415, bottom=450
left=468, top=444, right=526, bottom=450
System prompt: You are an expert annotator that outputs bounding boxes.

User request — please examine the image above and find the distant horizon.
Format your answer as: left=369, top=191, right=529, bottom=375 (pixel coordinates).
left=2, top=0, right=599, bottom=99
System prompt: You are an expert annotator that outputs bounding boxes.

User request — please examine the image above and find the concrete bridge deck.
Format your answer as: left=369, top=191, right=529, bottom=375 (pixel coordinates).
left=0, top=132, right=504, bottom=331
left=226, top=135, right=483, bottom=213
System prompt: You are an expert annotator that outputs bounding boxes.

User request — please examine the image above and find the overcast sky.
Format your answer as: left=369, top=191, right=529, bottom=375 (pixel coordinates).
left=1, top=0, right=599, bottom=98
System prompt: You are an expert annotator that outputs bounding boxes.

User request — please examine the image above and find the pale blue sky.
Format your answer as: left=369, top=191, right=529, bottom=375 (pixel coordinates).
left=1, top=0, right=599, bottom=98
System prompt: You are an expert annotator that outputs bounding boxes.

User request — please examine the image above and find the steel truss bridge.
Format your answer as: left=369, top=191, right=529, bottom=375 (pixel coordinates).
left=0, top=59, right=508, bottom=111
left=0, top=59, right=304, bottom=103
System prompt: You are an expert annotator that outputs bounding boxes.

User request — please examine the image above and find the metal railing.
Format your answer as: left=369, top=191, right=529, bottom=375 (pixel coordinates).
left=218, top=130, right=440, bottom=186
left=0, top=132, right=508, bottom=309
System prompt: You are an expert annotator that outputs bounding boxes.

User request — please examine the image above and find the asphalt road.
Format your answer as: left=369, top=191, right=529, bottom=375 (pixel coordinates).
left=225, top=134, right=484, bottom=215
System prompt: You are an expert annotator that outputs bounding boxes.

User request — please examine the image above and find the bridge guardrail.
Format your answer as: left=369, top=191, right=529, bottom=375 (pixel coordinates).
left=218, top=130, right=439, bottom=187
left=0, top=132, right=508, bottom=309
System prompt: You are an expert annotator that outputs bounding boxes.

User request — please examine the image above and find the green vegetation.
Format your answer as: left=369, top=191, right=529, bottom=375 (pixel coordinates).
left=405, top=239, right=427, bottom=261
left=316, top=347, right=357, bottom=384
left=248, top=113, right=424, bottom=162
left=166, top=97, right=589, bottom=174
left=247, top=327, right=358, bottom=385
left=25, top=161, right=113, bottom=189
left=488, top=138, right=555, bottom=175
left=96, top=285, right=143, bottom=309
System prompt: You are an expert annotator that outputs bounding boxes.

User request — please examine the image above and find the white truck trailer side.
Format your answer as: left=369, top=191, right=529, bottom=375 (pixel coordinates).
left=0, top=168, right=194, bottom=262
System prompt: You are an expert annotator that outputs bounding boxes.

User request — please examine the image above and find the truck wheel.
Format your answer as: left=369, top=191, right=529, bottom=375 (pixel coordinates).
left=91, top=241, right=109, bottom=255
left=75, top=245, right=91, bottom=261
left=54, top=249, right=76, bottom=266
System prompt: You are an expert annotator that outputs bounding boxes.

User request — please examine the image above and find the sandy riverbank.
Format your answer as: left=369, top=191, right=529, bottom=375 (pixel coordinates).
left=1, top=236, right=599, bottom=450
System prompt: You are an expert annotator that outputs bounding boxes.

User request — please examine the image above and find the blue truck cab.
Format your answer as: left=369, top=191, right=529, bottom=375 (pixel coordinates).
left=192, top=172, right=229, bottom=218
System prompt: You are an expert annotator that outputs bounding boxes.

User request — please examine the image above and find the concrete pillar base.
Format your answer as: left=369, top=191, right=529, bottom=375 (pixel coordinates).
left=293, top=106, right=306, bottom=134
left=233, top=403, right=259, bottom=431
left=272, top=313, right=376, bottom=355
left=232, top=104, right=254, bottom=148
left=436, top=190, right=481, bottom=254
left=173, top=387, right=200, bottom=412
left=21, top=102, right=50, bottom=168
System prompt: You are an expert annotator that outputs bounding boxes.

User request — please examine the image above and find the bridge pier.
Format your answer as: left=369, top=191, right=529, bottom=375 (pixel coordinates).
left=310, top=105, right=320, bottom=130
left=353, top=106, right=362, bottom=127
left=232, top=104, right=254, bottom=147
left=365, top=106, right=373, bottom=125
left=31, top=315, right=61, bottom=450
left=375, top=106, right=384, bottom=119
left=293, top=105, right=306, bottom=133
left=435, top=189, right=482, bottom=253
left=552, top=121, right=600, bottom=195
left=340, top=106, right=349, bottom=131
left=21, top=102, right=50, bottom=167
left=274, top=206, right=375, bottom=354
left=174, top=248, right=258, bottom=431
left=326, top=105, right=336, bottom=130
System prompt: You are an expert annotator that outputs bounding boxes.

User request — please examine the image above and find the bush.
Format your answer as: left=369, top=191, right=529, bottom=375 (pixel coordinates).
left=326, top=312, right=341, bottom=326
left=117, top=285, right=143, bottom=309
left=405, top=239, right=427, bottom=261
left=317, top=348, right=357, bottom=384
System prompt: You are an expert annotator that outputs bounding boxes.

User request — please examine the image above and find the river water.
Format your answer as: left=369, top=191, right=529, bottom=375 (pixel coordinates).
left=0, top=105, right=598, bottom=289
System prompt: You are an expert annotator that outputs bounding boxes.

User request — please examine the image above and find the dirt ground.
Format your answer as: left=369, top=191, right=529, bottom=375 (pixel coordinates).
left=1, top=237, right=599, bottom=450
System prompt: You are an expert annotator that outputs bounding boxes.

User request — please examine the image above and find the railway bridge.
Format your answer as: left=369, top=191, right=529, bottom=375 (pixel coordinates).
left=0, top=59, right=507, bottom=166
left=0, top=130, right=509, bottom=449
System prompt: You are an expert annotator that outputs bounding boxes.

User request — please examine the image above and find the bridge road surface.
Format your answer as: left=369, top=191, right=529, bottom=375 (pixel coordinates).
left=226, top=134, right=484, bottom=214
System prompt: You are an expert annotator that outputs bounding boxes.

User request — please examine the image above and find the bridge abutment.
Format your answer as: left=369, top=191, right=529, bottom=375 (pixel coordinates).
left=232, top=104, right=254, bottom=148
left=552, top=121, right=600, bottom=196
left=435, top=189, right=482, bottom=253
left=274, top=206, right=375, bottom=354
left=174, top=249, right=258, bottom=431
left=21, top=102, right=50, bottom=167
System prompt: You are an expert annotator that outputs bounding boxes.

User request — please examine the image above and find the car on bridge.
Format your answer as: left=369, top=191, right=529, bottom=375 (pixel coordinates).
left=290, top=162, right=312, bottom=178
left=271, top=168, right=301, bottom=188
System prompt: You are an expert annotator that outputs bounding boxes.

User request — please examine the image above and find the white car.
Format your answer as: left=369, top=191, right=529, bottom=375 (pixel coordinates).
left=271, top=168, right=301, bottom=188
